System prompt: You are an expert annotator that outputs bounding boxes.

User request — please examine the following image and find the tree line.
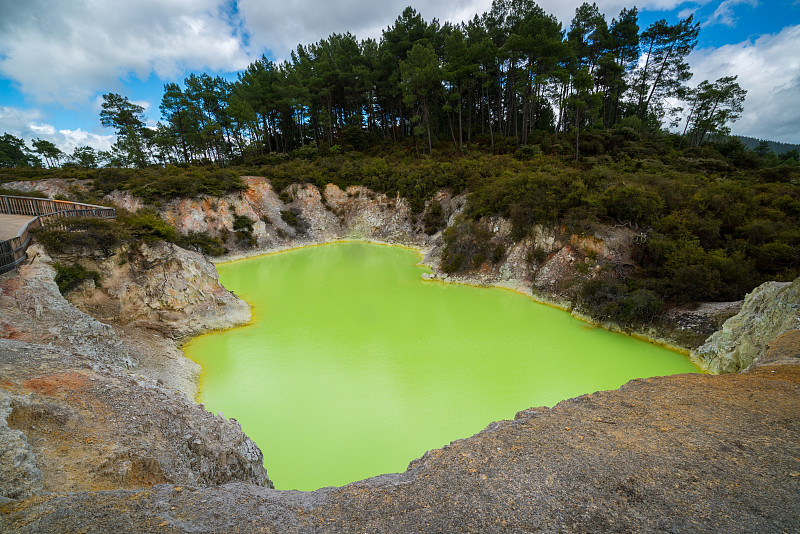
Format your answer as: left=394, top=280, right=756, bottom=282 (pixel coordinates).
left=0, top=1, right=752, bottom=169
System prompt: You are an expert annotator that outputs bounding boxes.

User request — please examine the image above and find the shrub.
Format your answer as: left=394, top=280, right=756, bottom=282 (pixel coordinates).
left=755, top=242, right=797, bottom=274
left=92, top=167, right=248, bottom=203
left=232, top=214, right=256, bottom=246
left=0, top=187, right=47, bottom=198
left=117, top=209, right=177, bottom=242
left=422, top=201, right=444, bottom=235
left=53, top=262, right=100, bottom=294
left=32, top=217, right=128, bottom=257
left=491, top=244, right=506, bottom=263
left=280, top=209, right=299, bottom=227
left=601, top=185, right=663, bottom=226
left=513, top=145, right=542, bottom=160
left=579, top=278, right=664, bottom=324
left=177, top=231, right=227, bottom=256
left=233, top=214, right=255, bottom=234
left=441, top=218, right=494, bottom=273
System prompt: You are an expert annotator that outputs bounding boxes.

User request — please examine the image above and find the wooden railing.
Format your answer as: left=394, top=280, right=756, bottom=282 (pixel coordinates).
left=0, top=195, right=116, bottom=274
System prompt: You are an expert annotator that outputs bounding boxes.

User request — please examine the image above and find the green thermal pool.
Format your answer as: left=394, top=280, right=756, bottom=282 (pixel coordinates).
left=183, top=241, right=699, bottom=490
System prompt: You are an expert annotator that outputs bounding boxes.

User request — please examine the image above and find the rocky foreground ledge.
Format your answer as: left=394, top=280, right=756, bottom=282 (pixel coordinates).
left=2, top=361, right=798, bottom=533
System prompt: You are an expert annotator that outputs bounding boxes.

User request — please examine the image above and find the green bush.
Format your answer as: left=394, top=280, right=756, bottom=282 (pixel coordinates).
left=441, top=218, right=494, bottom=273
left=32, top=217, right=129, bottom=257
left=491, top=244, right=506, bottom=263
left=232, top=214, right=256, bottom=247
left=422, top=201, right=444, bottom=235
left=117, top=209, right=177, bottom=242
left=601, top=185, right=663, bottom=226
left=513, top=145, right=542, bottom=160
left=579, top=278, right=664, bottom=324
left=92, top=167, right=247, bottom=203
left=233, top=214, right=255, bottom=233
left=0, top=187, right=47, bottom=198
left=280, top=209, right=300, bottom=227
left=177, top=231, right=227, bottom=256
left=755, top=242, right=797, bottom=274
left=53, top=262, right=100, bottom=294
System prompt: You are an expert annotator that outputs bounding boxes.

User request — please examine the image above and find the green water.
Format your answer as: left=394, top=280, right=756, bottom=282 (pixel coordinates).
left=184, top=241, right=698, bottom=491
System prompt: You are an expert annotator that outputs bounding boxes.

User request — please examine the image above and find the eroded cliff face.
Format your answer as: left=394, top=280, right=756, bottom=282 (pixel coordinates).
left=2, top=179, right=91, bottom=199
left=67, top=240, right=250, bottom=341
left=156, top=178, right=426, bottom=250
left=0, top=249, right=131, bottom=369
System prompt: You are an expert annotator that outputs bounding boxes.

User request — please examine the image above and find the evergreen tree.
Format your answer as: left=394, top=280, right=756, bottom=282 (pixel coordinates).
left=100, top=93, right=149, bottom=167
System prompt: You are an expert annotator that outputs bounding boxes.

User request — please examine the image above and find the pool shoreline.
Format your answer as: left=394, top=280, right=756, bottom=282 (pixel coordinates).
left=184, top=241, right=702, bottom=490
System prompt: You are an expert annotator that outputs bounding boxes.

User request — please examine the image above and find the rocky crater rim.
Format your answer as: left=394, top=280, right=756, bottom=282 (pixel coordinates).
left=1, top=179, right=799, bottom=531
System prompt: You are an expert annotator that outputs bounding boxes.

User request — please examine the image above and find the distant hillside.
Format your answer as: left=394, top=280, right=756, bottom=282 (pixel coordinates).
left=736, top=135, right=800, bottom=155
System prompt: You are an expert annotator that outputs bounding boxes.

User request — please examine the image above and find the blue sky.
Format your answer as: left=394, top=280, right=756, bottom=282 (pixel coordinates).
left=1, top=0, right=798, bottom=155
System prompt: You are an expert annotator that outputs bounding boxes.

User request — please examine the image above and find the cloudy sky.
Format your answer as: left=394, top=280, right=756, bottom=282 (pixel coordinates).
left=0, top=0, right=798, bottom=154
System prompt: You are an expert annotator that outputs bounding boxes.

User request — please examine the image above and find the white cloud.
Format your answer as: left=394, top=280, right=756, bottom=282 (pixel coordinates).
left=688, top=24, right=800, bottom=143
left=702, top=0, right=758, bottom=27
left=0, top=106, right=45, bottom=138
left=54, top=129, right=116, bottom=154
left=235, top=0, right=717, bottom=61
left=0, top=106, right=115, bottom=153
left=236, top=0, right=492, bottom=59
left=0, top=0, right=252, bottom=106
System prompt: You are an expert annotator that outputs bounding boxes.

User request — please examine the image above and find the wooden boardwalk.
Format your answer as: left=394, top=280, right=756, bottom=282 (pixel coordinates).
left=1, top=195, right=116, bottom=274
left=0, top=214, right=34, bottom=240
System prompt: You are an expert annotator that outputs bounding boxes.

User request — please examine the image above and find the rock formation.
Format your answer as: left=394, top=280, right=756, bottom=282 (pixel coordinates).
left=697, top=277, right=800, bottom=373
left=1, top=243, right=271, bottom=502
left=0, top=340, right=270, bottom=500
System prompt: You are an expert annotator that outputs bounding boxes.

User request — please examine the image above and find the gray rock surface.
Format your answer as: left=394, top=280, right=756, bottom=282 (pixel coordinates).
left=653, top=301, right=743, bottom=349
left=2, top=240, right=252, bottom=397
left=697, top=278, right=800, bottom=373
left=0, top=339, right=270, bottom=497
left=0, top=246, right=132, bottom=368
left=0, top=393, right=43, bottom=500
left=3, top=179, right=92, bottom=199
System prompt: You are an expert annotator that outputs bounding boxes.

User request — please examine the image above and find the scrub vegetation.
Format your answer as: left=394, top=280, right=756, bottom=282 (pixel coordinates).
left=52, top=262, right=101, bottom=294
